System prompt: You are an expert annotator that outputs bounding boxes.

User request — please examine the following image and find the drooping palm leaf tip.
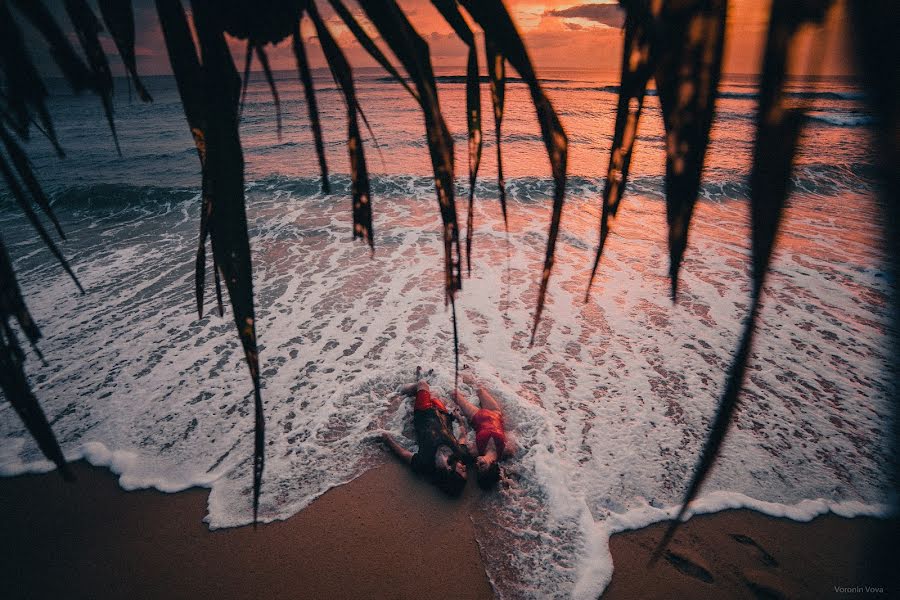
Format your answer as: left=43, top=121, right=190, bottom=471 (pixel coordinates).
left=306, top=0, right=373, bottom=250
left=0, top=236, right=73, bottom=481
left=586, top=0, right=726, bottom=302
left=1, top=0, right=103, bottom=479
left=651, top=0, right=834, bottom=561
left=431, top=0, right=483, bottom=277
left=454, top=0, right=567, bottom=345
left=64, top=0, right=123, bottom=156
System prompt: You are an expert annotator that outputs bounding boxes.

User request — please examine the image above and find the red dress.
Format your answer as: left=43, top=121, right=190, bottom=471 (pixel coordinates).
left=472, top=409, right=506, bottom=457
left=414, top=388, right=447, bottom=412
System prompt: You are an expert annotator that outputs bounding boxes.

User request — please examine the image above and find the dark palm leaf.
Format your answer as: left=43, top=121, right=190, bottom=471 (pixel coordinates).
left=64, top=0, right=121, bottom=155
left=97, top=0, right=154, bottom=102
left=0, top=90, right=65, bottom=159
left=655, top=0, right=727, bottom=299
left=307, top=0, right=374, bottom=249
left=358, top=0, right=463, bottom=389
left=155, top=0, right=213, bottom=318
left=0, top=1, right=59, bottom=147
left=485, top=37, right=508, bottom=228
left=431, top=0, right=483, bottom=275
left=0, top=236, right=72, bottom=480
left=326, top=0, right=419, bottom=102
left=239, top=41, right=253, bottom=117
left=291, top=27, right=330, bottom=194
left=0, top=238, right=41, bottom=352
left=191, top=0, right=264, bottom=523
left=847, top=0, right=900, bottom=583
left=652, top=0, right=831, bottom=559
left=460, top=0, right=568, bottom=344
left=10, top=0, right=93, bottom=96
left=586, top=4, right=656, bottom=301
left=0, top=123, right=66, bottom=240
left=254, top=45, right=283, bottom=141
left=360, top=0, right=462, bottom=298
left=0, top=148, right=83, bottom=293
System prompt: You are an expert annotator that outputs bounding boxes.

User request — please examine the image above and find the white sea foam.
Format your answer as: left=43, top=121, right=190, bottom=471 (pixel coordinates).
left=0, top=73, right=891, bottom=598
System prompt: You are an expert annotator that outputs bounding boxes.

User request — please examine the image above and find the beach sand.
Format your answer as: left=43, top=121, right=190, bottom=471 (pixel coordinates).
left=0, top=460, right=492, bottom=600
left=1, top=460, right=894, bottom=599
left=603, top=510, right=894, bottom=600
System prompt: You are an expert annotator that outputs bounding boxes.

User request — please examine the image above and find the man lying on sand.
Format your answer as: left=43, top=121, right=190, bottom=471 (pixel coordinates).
left=450, top=369, right=516, bottom=489
left=382, top=367, right=472, bottom=495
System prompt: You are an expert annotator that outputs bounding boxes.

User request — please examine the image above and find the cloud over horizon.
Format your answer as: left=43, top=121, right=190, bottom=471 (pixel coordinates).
left=544, top=3, right=625, bottom=29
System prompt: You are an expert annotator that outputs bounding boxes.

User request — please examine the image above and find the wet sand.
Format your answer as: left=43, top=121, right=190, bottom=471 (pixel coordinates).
left=0, top=460, right=492, bottom=600
left=1, top=460, right=894, bottom=599
left=603, top=509, right=895, bottom=600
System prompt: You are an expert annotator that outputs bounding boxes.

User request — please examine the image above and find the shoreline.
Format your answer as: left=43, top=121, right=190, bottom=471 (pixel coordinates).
left=1, top=460, right=895, bottom=599
left=0, top=460, right=493, bottom=600
left=603, top=509, right=895, bottom=599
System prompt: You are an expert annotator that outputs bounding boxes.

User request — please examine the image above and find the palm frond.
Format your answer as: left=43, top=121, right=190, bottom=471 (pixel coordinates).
left=0, top=1, right=59, bottom=146
left=0, top=236, right=72, bottom=480
left=291, top=26, right=330, bottom=194
left=586, top=3, right=661, bottom=301
left=485, top=37, right=507, bottom=227
left=460, top=0, right=568, bottom=344
left=155, top=0, right=211, bottom=319
left=0, top=146, right=83, bottom=293
left=307, top=0, right=373, bottom=248
left=254, top=45, right=283, bottom=141
left=64, top=0, right=121, bottom=155
left=0, top=123, right=65, bottom=240
left=655, top=0, right=727, bottom=299
left=361, top=0, right=462, bottom=300
left=97, top=0, right=154, bottom=102
left=847, top=0, right=900, bottom=579
left=432, top=0, right=483, bottom=275
left=652, top=0, right=831, bottom=559
left=326, top=0, right=419, bottom=102
left=11, top=0, right=93, bottom=96
left=191, top=0, right=264, bottom=523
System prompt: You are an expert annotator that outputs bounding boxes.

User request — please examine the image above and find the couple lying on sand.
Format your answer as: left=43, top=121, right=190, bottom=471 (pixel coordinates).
left=382, top=367, right=515, bottom=494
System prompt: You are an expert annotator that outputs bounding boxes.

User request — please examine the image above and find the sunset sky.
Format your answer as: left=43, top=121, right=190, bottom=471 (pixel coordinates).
left=29, top=0, right=856, bottom=79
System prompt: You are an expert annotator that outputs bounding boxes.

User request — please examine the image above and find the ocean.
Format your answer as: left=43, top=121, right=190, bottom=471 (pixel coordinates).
left=0, top=67, right=892, bottom=598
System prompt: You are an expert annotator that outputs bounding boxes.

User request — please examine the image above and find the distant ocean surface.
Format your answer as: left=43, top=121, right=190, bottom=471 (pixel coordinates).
left=0, top=68, right=893, bottom=598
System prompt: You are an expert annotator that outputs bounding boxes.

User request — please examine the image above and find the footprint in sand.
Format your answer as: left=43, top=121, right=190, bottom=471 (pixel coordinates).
left=743, top=576, right=787, bottom=600
left=730, top=533, right=779, bottom=567
left=730, top=534, right=794, bottom=600
left=663, top=550, right=714, bottom=584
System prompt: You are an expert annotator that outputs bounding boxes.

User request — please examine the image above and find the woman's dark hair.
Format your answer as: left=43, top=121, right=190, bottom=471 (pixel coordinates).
left=476, top=461, right=501, bottom=489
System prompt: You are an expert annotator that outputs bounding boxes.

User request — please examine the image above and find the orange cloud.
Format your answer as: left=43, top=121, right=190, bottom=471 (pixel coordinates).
left=27, top=0, right=855, bottom=78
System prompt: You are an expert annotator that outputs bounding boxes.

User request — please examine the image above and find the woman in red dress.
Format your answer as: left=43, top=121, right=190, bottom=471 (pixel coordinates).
left=450, top=370, right=515, bottom=489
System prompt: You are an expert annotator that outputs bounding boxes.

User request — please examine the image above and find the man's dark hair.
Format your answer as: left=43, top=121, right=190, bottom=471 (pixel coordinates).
left=477, top=461, right=501, bottom=489
left=435, top=466, right=467, bottom=496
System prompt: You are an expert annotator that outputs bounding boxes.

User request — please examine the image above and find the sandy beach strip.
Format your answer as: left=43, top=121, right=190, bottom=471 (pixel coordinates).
left=1, top=459, right=895, bottom=599
left=0, top=460, right=493, bottom=600
left=603, top=509, right=894, bottom=599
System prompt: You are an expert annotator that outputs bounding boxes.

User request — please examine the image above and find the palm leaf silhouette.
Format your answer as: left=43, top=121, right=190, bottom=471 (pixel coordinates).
left=0, top=1, right=895, bottom=548
left=652, top=0, right=832, bottom=559
left=432, top=0, right=483, bottom=275
left=307, top=0, right=374, bottom=248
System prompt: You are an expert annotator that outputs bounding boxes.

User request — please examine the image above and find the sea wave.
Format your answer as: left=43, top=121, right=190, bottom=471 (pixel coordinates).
left=4, top=163, right=869, bottom=215
left=807, top=111, right=875, bottom=127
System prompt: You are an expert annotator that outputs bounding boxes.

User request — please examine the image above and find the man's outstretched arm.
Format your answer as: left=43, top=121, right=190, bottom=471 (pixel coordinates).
left=382, top=433, right=414, bottom=464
